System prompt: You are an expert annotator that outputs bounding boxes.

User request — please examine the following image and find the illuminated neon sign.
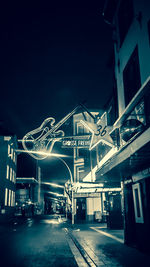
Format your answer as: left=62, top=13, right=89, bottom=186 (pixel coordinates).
left=62, top=139, right=91, bottom=148
left=80, top=112, right=114, bottom=150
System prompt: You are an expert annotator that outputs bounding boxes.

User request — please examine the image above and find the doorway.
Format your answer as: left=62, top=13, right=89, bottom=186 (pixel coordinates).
left=76, top=198, right=86, bottom=221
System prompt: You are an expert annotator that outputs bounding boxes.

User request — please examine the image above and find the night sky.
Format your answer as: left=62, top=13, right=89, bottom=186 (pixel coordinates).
left=0, top=1, right=113, bottom=138
left=1, top=2, right=114, bottom=185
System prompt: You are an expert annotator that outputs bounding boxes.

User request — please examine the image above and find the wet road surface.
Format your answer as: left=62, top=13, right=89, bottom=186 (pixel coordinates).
left=0, top=215, right=78, bottom=267
left=1, top=215, right=150, bottom=267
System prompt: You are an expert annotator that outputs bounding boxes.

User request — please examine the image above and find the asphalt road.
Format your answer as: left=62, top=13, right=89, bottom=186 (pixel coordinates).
left=0, top=215, right=79, bottom=267
left=1, top=214, right=150, bottom=267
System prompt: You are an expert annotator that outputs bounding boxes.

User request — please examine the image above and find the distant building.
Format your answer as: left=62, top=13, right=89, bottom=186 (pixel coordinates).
left=16, top=154, right=42, bottom=214
left=15, top=177, right=39, bottom=216
left=96, top=0, right=150, bottom=252
left=72, top=111, right=103, bottom=223
left=0, top=133, right=18, bottom=220
left=16, top=177, right=38, bottom=205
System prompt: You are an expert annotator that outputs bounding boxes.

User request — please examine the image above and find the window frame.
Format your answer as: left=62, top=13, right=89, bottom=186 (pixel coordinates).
left=132, top=183, right=144, bottom=223
left=117, top=0, right=134, bottom=47
left=123, top=45, right=141, bottom=107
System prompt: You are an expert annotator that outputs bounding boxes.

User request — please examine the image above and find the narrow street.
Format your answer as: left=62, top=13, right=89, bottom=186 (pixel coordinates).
left=1, top=215, right=150, bottom=267
left=0, top=215, right=78, bottom=267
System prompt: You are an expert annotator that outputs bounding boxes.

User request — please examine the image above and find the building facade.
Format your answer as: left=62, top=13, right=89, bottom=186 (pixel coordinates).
left=0, top=135, right=17, bottom=220
left=96, top=0, right=150, bottom=251
left=70, top=110, right=121, bottom=224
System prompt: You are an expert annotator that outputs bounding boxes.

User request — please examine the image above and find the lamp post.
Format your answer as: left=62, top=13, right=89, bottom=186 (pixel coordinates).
left=48, top=155, right=74, bottom=225
left=16, top=149, right=75, bottom=224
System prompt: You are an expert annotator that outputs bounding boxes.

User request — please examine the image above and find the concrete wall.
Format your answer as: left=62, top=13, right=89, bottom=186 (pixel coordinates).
left=114, top=0, right=150, bottom=117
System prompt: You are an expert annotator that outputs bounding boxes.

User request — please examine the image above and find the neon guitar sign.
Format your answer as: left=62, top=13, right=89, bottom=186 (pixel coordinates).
left=22, top=104, right=111, bottom=159
left=22, top=105, right=83, bottom=160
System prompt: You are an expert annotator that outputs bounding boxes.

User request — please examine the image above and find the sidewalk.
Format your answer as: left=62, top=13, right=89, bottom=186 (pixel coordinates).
left=67, top=222, right=150, bottom=267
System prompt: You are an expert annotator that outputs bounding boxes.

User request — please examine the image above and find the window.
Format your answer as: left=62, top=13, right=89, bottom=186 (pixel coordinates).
left=10, top=167, right=12, bottom=181
left=6, top=165, right=9, bottom=179
left=8, top=190, right=11, bottom=206
left=12, top=170, right=15, bottom=183
left=5, top=188, right=8, bottom=206
left=78, top=166, right=84, bottom=181
left=132, top=183, right=144, bottom=223
left=123, top=46, right=141, bottom=106
left=8, top=144, right=10, bottom=156
left=11, top=191, right=15, bottom=207
left=106, top=91, right=118, bottom=126
left=11, top=148, right=13, bottom=160
left=77, top=125, right=84, bottom=135
left=118, top=0, right=134, bottom=47
left=13, top=151, right=16, bottom=163
left=13, top=192, right=15, bottom=206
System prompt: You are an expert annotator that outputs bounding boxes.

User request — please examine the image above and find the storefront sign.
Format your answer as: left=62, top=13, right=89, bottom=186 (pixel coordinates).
left=61, top=139, right=90, bottom=148
left=74, top=192, right=101, bottom=198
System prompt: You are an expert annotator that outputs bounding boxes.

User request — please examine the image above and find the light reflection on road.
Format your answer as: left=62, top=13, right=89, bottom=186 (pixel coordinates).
left=40, top=219, right=59, bottom=224
left=40, top=215, right=66, bottom=224
left=27, top=218, right=34, bottom=227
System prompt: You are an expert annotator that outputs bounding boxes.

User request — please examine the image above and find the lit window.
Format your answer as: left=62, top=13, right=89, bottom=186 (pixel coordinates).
left=12, top=169, right=14, bottom=182
left=4, top=137, right=11, bottom=141
left=14, top=170, right=16, bottom=183
left=13, top=192, right=15, bottom=206
left=5, top=188, right=8, bottom=206
left=8, top=144, right=10, bottom=156
left=11, top=148, right=13, bottom=160
left=12, top=170, right=15, bottom=183
left=8, top=190, right=11, bottom=206
left=6, top=165, right=9, bottom=179
left=10, top=168, right=12, bottom=181
left=11, top=191, right=15, bottom=207
left=10, top=191, right=13, bottom=207
left=13, top=151, right=16, bottom=163
left=14, top=192, right=15, bottom=206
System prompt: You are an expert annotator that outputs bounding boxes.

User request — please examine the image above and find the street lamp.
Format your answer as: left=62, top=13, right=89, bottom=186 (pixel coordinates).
left=44, top=154, right=74, bottom=224
left=16, top=149, right=75, bottom=224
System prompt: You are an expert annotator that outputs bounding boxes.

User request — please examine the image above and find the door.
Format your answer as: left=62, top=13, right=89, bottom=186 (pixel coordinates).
left=76, top=198, right=86, bottom=221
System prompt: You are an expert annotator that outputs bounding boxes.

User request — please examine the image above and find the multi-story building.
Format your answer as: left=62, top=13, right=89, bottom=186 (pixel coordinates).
left=72, top=110, right=103, bottom=223
left=95, top=0, right=150, bottom=252
left=0, top=132, right=17, bottom=221
left=66, top=110, right=121, bottom=224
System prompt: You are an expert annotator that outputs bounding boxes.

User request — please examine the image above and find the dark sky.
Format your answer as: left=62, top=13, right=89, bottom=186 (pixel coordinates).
left=0, top=1, right=113, bottom=139
left=1, top=2, right=114, bottom=186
